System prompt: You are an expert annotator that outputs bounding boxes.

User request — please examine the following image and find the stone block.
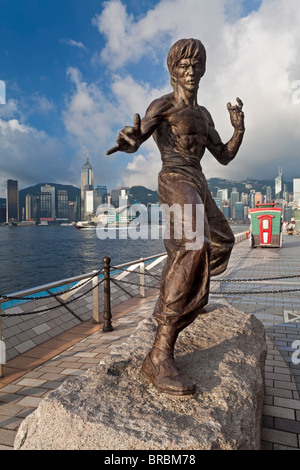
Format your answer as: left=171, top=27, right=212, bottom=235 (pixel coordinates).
left=14, top=303, right=267, bottom=450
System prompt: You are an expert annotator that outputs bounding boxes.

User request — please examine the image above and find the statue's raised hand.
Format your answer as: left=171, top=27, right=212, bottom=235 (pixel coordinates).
left=106, top=114, right=141, bottom=155
left=227, top=98, right=245, bottom=131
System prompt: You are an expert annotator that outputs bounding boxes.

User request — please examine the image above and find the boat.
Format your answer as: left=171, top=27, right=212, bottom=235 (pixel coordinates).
left=75, top=221, right=96, bottom=230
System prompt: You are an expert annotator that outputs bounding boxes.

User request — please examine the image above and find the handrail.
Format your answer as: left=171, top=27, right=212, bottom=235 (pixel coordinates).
left=0, top=234, right=248, bottom=377
left=0, top=231, right=248, bottom=305
left=0, top=252, right=168, bottom=306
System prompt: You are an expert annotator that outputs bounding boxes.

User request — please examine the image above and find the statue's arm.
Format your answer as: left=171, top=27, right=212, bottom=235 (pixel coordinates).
left=106, top=97, right=169, bottom=156
left=204, top=98, right=245, bottom=165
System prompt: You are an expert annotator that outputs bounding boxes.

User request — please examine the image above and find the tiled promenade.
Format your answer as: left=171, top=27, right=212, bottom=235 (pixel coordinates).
left=1, top=235, right=300, bottom=450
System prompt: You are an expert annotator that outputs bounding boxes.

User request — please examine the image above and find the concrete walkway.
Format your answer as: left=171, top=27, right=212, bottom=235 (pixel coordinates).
left=1, top=235, right=300, bottom=450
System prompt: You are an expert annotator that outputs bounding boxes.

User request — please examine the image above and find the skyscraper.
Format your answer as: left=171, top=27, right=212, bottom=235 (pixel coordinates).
left=81, top=157, right=94, bottom=220
left=41, top=185, right=55, bottom=218
left=57, top=190, right=69, bottom=220
left=275, top=167, right=283, bottom=199
left=6, top=179, right=19, bottom=223
left=230, top=189, right=239, bottom=219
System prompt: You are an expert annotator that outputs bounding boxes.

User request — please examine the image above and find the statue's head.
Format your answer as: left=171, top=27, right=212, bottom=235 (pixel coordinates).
left=167, top=38, right=206, bottom=89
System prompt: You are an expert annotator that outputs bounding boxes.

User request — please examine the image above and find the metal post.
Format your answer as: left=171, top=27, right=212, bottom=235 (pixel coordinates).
left=103, top=256, right=113, bottom=332
left=140, top=261, right=145, bottom=297
left=92, top=270, right=100, bottom=323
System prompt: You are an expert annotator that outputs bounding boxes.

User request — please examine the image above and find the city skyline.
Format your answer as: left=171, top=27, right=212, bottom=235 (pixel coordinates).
left=2, top=162, right=299, bottom=225
left=0, top=1, right=300, bottom=198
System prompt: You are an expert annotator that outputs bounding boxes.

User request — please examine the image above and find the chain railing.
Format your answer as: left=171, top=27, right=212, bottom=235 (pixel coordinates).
left=0, top=252, right=167, bottom=377
left=2, top=231, right=299, bottom=377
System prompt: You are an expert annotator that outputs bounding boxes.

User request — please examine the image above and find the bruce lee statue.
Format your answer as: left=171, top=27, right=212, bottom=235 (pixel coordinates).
left=107, top=38, right=245, bottom=396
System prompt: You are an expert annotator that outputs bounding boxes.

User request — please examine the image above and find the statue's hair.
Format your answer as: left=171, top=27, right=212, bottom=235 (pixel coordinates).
left=167, top=38, right=206, bottom=86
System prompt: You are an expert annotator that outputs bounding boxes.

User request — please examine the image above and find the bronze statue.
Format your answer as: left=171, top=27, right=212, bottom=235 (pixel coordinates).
left=107, top=38, right=245, bottom=396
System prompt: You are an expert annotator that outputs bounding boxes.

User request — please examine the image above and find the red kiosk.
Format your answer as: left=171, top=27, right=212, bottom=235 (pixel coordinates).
left=249, top=203, right=283, bottom=248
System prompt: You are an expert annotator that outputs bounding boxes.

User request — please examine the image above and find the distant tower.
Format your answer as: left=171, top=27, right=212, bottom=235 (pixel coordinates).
left=6, top=179, right=19, bottom=223
left=81, top=157, right=94, bottom=220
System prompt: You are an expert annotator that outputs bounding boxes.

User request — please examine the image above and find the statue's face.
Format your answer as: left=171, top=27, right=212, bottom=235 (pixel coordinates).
left=173, top=58, right=202, bottom=92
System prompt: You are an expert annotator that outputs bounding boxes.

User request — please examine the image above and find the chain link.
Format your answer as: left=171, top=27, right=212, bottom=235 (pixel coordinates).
left=0, top=270, right=103, bottom=302
left=1, top=263, right=299, bottom=318
left=0, top=278, right=104, bottom=317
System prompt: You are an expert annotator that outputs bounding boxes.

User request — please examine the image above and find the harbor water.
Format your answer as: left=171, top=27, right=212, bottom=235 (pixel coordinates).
left=0, top=223, right=249, bottom=295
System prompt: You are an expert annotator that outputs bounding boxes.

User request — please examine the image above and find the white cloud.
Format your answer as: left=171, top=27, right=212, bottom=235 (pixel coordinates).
left=60, top=38, right=87, bottom=50
left=0, top=116, right=72, bottom=196
left=91, top=0, right=300, bottom=186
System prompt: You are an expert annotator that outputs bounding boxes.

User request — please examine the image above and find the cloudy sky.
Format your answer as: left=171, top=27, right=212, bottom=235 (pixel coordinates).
left=0, top=0, right=299, bottom=198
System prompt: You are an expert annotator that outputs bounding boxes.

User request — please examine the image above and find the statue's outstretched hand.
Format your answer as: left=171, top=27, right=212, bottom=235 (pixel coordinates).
left=227, top=98, right=245, bottom=131
left=106, top=114, right=141, bottom=155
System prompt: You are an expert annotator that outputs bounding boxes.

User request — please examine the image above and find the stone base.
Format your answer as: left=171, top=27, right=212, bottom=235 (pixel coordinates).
left=14, top=303, right=267, bottom=450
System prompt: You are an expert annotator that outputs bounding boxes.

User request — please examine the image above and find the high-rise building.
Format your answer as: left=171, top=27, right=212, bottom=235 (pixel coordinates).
left=223, top=205, right=230, bottom=220
left=81, top=158, right=94, bottom=220
left=25, top=194, right=37, bottom=220
left=217, top=189, right=228, bottom=201
left=6, top=179, right=19, bottom=223
left=255, top=192, right=262, bottom=206
left=235, top=202, right=244, bottom=221
left=293, top=178, right=300, bottom=206
left=94, top=185, right=108, bottom=210
left=85, top=189, right=94, bottom=217
left=275, top=167, right=283, bottom=199
left=57, top=190, right=69, bottom=220
left=41, top=185, right=55, bottom=218
left=230, top=189, right=239, bottom=219
left=266, top=186, right=272, bottom=202
left=40, top=192, right=52, bottom=219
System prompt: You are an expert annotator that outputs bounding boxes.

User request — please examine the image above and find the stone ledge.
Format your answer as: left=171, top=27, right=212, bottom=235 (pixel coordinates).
left=14, top=303, right=267, bottom=450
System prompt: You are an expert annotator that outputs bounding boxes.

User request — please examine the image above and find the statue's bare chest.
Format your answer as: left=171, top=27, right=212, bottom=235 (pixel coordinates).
left=167, top=107, right=209, bottom=137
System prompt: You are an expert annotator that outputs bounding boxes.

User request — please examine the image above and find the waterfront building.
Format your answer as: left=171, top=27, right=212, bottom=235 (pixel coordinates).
left=94, top=186, right=108, bottom=212
left=0, top=202, right=5, bottom=223
left=40, top=192, right=52, bottom=219
left=230, top=189, right=239, bottom=219
left=57, top=190, right=69, bottom=220
left=223, top=205, right=230, bottom=220
left=84, top=186, right=94, bottom=218
left=81, top=157, right=94, bottom=220
left=6, top=179, right=19, bottom=223
left=111, top=187, right=131, bottom=208
left=293, top=178, right=300, bottom=206
left=213, top=197, right=222, bottom=210
left=41, top=185, right=55, bottom=218
left=25, top=194, right=37, bottom=220
left=235, top=201, right=244, bottom=221
left=68, top=201, right=77, bottom=223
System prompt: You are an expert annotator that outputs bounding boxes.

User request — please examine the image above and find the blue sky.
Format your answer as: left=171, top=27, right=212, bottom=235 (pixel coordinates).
left=0, top=0, right=299, bottom=197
